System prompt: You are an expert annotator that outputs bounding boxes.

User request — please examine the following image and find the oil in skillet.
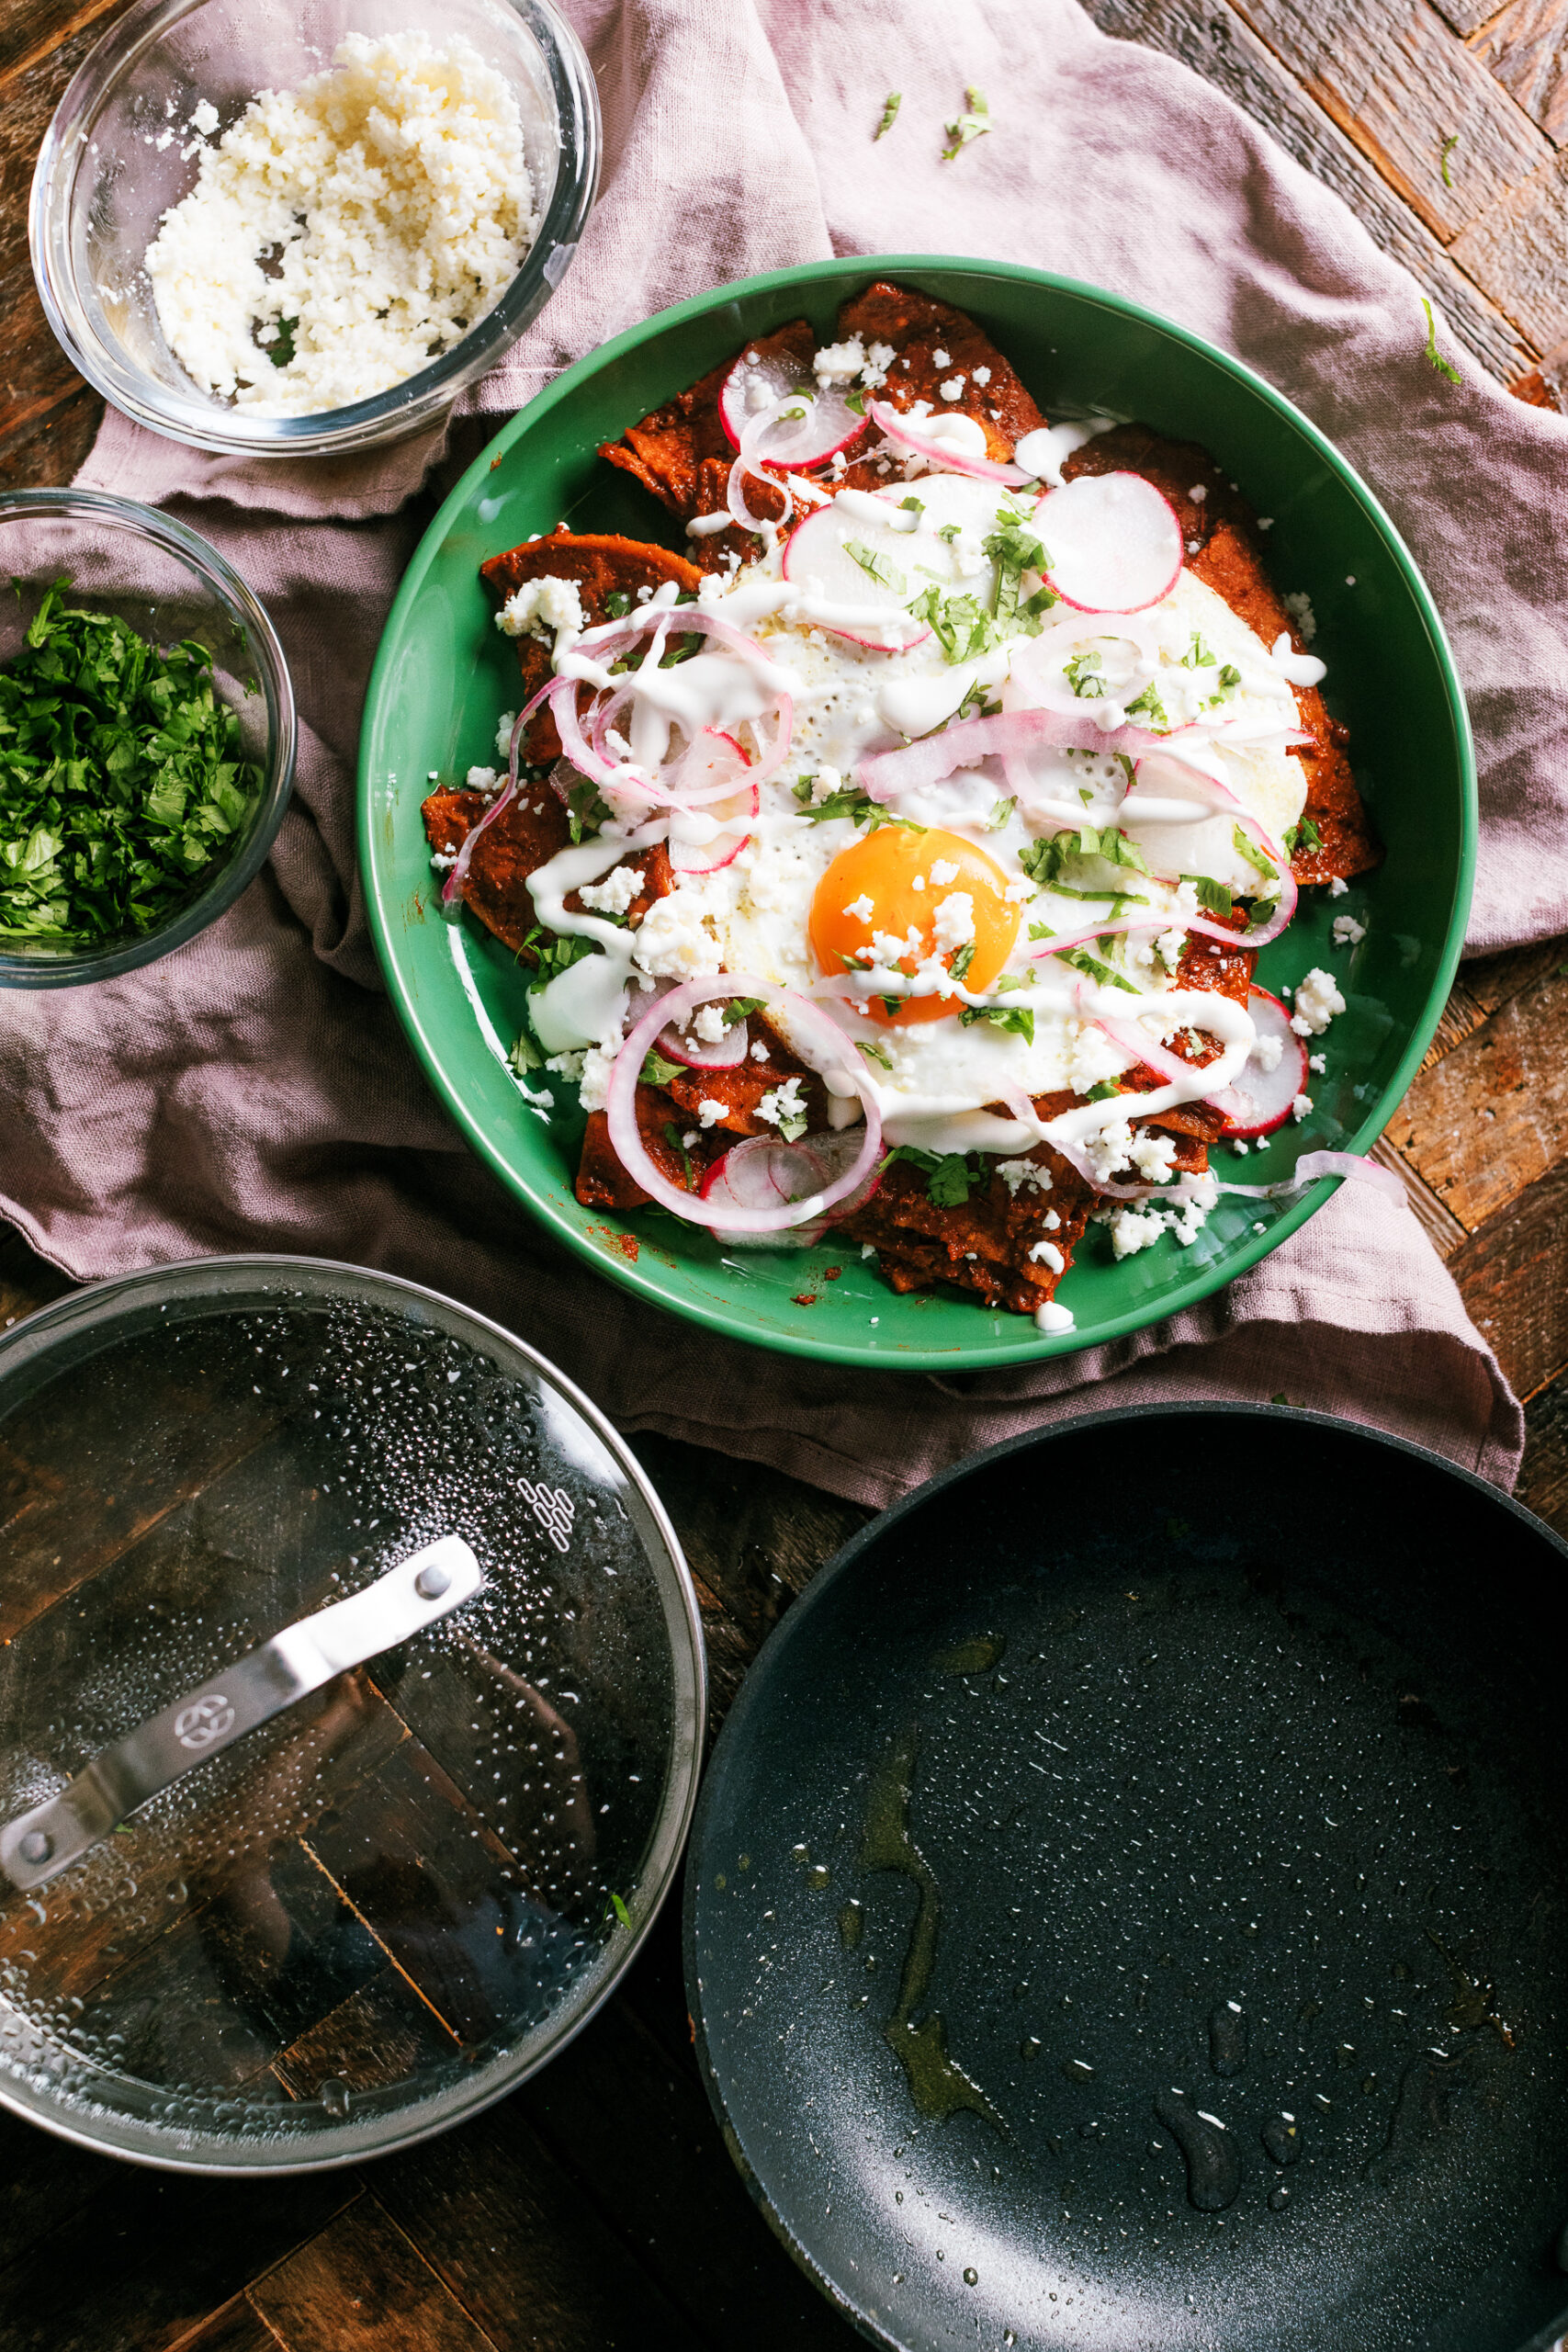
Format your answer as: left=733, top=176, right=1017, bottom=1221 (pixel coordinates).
left=860, top=1724, right=1005, bottom=2130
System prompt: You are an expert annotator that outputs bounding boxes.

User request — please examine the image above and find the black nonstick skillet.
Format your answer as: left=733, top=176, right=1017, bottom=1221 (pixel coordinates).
left=685, top=1406, right=1568, bottom=2352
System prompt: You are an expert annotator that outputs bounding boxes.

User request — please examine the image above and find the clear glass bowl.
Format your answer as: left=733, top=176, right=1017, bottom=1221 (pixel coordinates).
left=0, top=489, right=296, bottom=988
left=29, top=0, right=599, bottom=458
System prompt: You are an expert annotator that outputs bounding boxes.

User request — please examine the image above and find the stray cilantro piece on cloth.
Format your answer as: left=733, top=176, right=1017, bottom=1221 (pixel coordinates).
left=942, top=85, right=990, bottom=162
left=1422, top=299, right=1461, bottom=385
left=874, top=91, right=901, bottom=140
left=0, top=580, right=262, bottom=946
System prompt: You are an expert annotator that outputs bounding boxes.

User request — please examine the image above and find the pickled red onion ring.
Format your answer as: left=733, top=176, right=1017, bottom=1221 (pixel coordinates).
left=606, top=974, right=881, bottom=1230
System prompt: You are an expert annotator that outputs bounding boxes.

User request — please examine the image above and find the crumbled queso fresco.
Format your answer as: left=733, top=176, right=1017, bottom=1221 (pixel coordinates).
left=144, top=31, right=536, bottom=417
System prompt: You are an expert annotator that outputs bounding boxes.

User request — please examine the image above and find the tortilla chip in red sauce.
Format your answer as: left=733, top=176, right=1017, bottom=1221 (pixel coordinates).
left=833, top=282, right=1046, bottom=471
left=421, top=784, right=571, bottom=957
left=479, top=529, right=706, bottom=763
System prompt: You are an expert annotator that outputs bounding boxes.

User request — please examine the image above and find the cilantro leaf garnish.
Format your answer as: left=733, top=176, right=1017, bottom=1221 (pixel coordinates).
left=1282, top=816, right=1323, bottom=857
left=881, top=1144, right=984, bottom=1205
left=523, top=929, right=599, bottom=989
left=875, top=91, right=901, bottom=140
left=792, top=777, right=923, bottom=831
left=1181, top=632, right=1216, bottom=669
left=639, top=1046, right=684, bottom=1086
left=1180, top=873, right=1234, bottom=918
left=942, top=85, right=990, bottom=162
left=1065, top=650, right=1105, bottom=699
left=908, top=583, right=995, bottom=664
left=0, top=580, right=263, bottom=946
left=959, top=1001, right=1035, bottom=1045
left=1422, top=298, right=1462, bottom=384
left=1232, top=824, right=1279, bottom=883
left=845, top=539, right=905, bottom=594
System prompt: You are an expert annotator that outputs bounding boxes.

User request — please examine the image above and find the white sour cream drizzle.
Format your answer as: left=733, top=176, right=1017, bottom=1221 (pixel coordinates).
left=500, top=447, right=1330, bottom=1216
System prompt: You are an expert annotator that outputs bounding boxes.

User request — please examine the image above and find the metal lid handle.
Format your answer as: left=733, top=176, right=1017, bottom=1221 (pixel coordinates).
left=0, top=1535, right=483, bottom=1894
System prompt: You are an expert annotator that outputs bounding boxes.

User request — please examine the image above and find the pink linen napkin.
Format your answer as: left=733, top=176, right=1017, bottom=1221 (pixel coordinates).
left=4, top=0, right=1549, bottom=1506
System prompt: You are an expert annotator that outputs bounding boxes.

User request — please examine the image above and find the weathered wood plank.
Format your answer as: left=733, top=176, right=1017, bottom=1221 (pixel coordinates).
left=165, top=2297, right=282, bottom=2352
left=248, top=2196, right=497, bottom=2352
left=1370, top=1135, right=1468, bottom=1254
left=1516, top=1373, right=1568, bottom=1536
left=376, top=2099, right=702, bottom=2352
left=1469, top=0, right=1568, bottom=143
left=1232, top=0, right=1553, bottom=240
left=1450, top=150, right=1568, bottom=348
left=1079, top=0, right=1529, bottom=379
left=0, top=2168, right=355, bottom=2352
left=1461, top=931, right=1568, bottom=1016
left=1432, top=0, right=1508, bottom=36
left=1386, top=965, right=1568, bottom=1227
left=1448, top=1155, right=1568, bottom=1397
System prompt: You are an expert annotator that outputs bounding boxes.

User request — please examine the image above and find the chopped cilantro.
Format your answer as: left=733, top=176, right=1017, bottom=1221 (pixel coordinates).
left=662, top=1122, right=696, bottom=1189
left=1232, top=824, right=1279, bottom=883
left=1282, top=816, right=1323, bottom=857
left=1086, top=1079, right=1122, bottom=1102
left=1065, top=650, right=1105, bottom=699
left=565, top=777, right=610, bottom=843
left=858, top=1037, right=895, bottom=1070
left=988, top=796, right=1016, bottom=831
left=791, top=777, right=923, bottom=831
left=0, top=580, right=264, bottom=946
left=1422, top=298, right=1461, bottom=385
left=949, top=940, right=976, bottom=984
left=508, top=1029, right=542, bottom=1075
left=602, top=590, right=632, bottom=619
left=523, top=928, right=599, bottom=989
left=846, top=540, right=905, bottom=594
left=722, top=995, right=767, bottom=1026
left=984, top=507, right=1055, bottom=633
left=845, top=389, right=866, bottom=416
left=942, top=85, right=990, bottom=162
left=1181, top=873, right=1234, bottom=918
left=639, top=1046, right=684, bottom=1086
left=1057, top=945, right=1138, bottom=993
left=908, top=583, right=995, bottom=664
left=900, top=496, right=925, bottom=515
left=1180, top=632, right=1216, bottom=669
left=611, top=1891, right=632, bottom=1928
left=1123, top=681, right=1169, bottom=728
left=1019, top=824, right=1150, bottom=888
left=1027, top=921, right=1055, bottom=942
left=875, top=90, right=901, bottom=140
left=959, top=1001, right=1034, bottom=1045
left=882, top=1144, right=984, bottom=1206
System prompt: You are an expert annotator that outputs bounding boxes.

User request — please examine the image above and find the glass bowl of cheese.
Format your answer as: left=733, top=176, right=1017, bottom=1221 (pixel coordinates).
left=29, top=0, right=598, bottom=458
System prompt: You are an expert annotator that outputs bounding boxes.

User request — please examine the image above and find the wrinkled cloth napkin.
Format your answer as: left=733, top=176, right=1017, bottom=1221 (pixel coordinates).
left=4, top=0, right=1560, bottom=1507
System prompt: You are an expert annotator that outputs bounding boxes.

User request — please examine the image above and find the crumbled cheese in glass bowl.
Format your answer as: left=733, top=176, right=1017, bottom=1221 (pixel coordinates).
left=31, top=0, right=598, bottom=458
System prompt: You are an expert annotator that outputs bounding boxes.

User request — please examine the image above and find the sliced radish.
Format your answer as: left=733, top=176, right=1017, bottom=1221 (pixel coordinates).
left=656, top=999, right=751, bottom=1069
left=781, top=503, right=930, bottom=650
left=1204, top=987, right=1306, bottom=1138
left=719, top=354, right=864, bottom=466
left=668, top=830, right=750, bottom=877
left=1036, top=472, right=1183, bottom=613
left=700, top=1130, right=882, bottom=1246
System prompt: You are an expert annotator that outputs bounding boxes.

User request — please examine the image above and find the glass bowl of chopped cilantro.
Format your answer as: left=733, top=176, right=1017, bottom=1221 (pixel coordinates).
left=0, top=489, right=294, bottom=985
left=29, top=0, right=598, bottom=458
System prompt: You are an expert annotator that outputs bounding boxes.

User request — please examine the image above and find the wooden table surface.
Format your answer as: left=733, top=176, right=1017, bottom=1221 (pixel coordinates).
left=3, top=1, right=1568, bottom=2345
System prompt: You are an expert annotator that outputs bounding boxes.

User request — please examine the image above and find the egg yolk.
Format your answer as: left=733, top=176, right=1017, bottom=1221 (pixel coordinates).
left=809, top=825, right=1021, bottom=1025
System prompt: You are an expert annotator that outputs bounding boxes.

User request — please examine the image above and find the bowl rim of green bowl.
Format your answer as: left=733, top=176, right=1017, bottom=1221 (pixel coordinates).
left=359, top=252, right=1477, bottom=1373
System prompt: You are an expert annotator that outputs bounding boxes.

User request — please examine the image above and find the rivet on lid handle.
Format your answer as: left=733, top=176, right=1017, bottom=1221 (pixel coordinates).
left=0, top=1534, right=483, bottom=1895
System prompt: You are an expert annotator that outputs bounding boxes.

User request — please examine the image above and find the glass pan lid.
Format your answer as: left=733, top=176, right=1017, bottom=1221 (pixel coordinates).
left=0, top=1257, right=704, bottom=2171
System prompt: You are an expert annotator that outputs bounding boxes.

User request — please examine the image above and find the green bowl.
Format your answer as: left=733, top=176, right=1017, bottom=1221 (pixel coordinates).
left=359, top=255, right=1475, bottom=1373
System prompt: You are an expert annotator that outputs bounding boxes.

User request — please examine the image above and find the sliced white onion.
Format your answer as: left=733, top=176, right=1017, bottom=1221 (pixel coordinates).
left=865, top=398, right=1031, bottom=486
